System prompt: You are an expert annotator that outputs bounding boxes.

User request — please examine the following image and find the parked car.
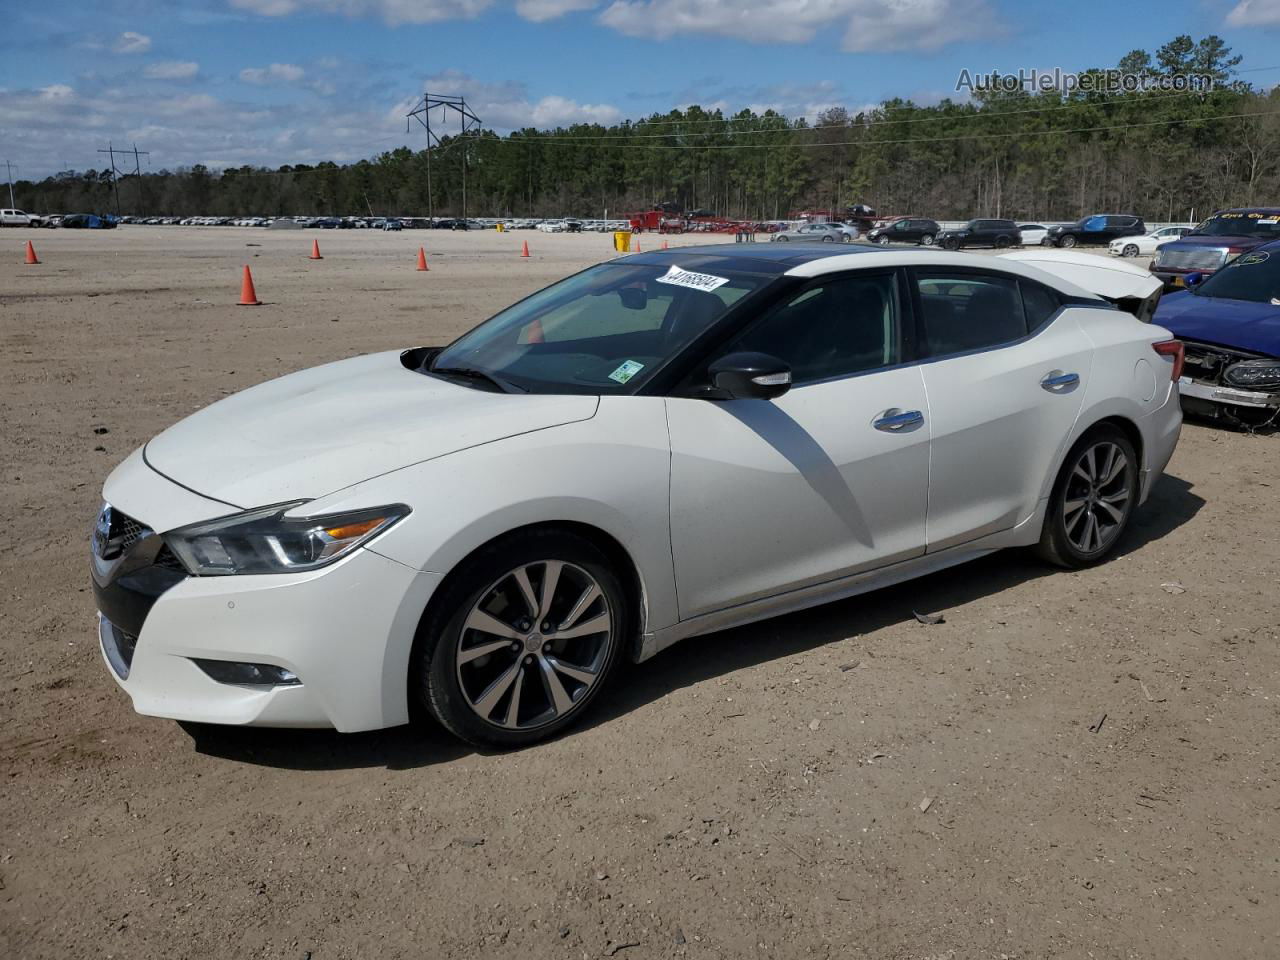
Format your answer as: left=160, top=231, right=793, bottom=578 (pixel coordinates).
left=1153, top=239, right=1280, bottom=427
left=1047, top=214, right=1145, bottom=248
left=937, top=218, right=1020, bottom=250
left=383, top=218, right=403, bottom=231
left=59, top=213, right=117, bottom=229
left=1149, top=208, right=1280, bottom=289
left=1109, top=226, right=1191, bottom=258
left=770, top=222, right=848, bottom=243
left=866, top=218, right=941, bottom=246
left=0, top=208, right=33, bottom=227
left=92, top=244, right=1181, bottom=747
left=1018, top=223, right=1050, bottom=246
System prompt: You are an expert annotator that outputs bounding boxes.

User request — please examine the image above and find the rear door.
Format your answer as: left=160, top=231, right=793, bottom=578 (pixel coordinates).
left=911, top=268, right=1094, bottom=551
left=667, top=269, right=930, bottom=618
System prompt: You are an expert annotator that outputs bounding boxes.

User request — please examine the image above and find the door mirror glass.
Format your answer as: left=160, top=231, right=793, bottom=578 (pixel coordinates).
left=709, top=352, right=793, bottom=400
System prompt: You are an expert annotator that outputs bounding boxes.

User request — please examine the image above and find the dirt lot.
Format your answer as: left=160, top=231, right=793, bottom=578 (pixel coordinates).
left=2, top=226, right=1278, bottom=960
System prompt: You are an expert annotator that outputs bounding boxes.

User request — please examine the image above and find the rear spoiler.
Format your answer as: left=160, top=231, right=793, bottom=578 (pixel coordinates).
left=1000, top=250, right=1164, bottom=322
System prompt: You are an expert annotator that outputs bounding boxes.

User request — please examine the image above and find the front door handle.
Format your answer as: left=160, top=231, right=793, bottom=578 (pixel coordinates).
left=873, top=408, right=924, bottom=432
left=1040, top=371, right=1080, bottom=391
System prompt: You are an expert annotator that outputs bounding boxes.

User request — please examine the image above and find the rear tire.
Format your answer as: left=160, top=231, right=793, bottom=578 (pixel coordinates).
left=1036, top=424, right=1138, bottom=569
left=413, top=529, right=628, bottom=749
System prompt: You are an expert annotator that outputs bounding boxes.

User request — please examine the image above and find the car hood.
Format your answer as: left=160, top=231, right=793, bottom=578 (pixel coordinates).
left=144, top=350, right=600, bottom=507
left=1155, top=291, right=1280, bottom=357
left=1161, top=234, right=1261, bottom=250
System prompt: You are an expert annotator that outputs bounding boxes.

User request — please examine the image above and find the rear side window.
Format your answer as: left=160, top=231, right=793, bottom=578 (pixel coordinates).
left=915, top=272, right=1028, bottom=357
left=1020, top=281, right=1062, bottom=331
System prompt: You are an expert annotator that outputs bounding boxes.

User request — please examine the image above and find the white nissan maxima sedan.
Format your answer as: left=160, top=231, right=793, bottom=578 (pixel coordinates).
left=93, top=245, right=1183, bottom=747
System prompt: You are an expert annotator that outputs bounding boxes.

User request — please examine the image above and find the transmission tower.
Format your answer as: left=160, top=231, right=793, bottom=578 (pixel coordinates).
left=406, top=92, right=482, bottom=223
left=97, top=142, right=150, bottom=215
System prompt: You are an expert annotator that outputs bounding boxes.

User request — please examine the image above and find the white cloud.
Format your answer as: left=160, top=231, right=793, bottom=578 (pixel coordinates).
left=417, top=69, right=621, bottom=128
left=530, top=94, right=620, bottom=125
left=144, top=61, right=200, bottom=80
left=112, top=31, right=152, bottom=54
left=598, top=0, right=1000, bottom=50
left=514, top=0, right=597, bottom=20
left=228, top=0, right=493, bottom=24
left=1226, top=0, right=1280, bottom=26
left=240, top=63, right=307, bottom=84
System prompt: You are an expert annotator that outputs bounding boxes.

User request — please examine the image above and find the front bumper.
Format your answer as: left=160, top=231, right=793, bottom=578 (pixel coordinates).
left=95, top=456, right=441, bottom=732
left=1179, top=377, right=1280, bottom=410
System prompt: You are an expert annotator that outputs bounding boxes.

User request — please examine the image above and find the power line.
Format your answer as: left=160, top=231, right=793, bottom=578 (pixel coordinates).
left=97, top=142, right=150, bottom=214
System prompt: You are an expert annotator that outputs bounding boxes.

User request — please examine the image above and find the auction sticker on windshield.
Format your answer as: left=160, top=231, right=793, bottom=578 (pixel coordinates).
left=656, top=264, right=730, bottom=293
left=608, top=360, right=645, bottom=384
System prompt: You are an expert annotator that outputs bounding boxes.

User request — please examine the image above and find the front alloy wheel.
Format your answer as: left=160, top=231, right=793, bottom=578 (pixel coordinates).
left=876, top=235, right=890, bottom=246
left=416, top=530, right=626, bottom=747
left=1060, top=234, right=1078, bottom=248
left=1037, top=426, right=1137, bottom=568
left=1122, top=244, right=1139, bottom=257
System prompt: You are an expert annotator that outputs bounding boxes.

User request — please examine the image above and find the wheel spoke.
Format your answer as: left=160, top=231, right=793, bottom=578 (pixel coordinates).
left=472, top=660, right=522, bottom=719
left=502, top=668, right=525, bottom=728
left=1066, top=501, right=1089, bottom=535
left=548, top=656, right=598, bottom=685
left=512, top=566, right=540, bottom=619
left=559, top=584, right=601, bottom=631
left=1101, top=488, right=1130, bottom=505
left=537, top=561, right=563, bottom=621
left=458, top=638, right=512, bottom=664
left=1063, top=497, right=1088, bottom=521
left=555, top=611, right=610, bottom=640
left=464, top=609, right=523, bottom=641
left=1102, top=448, right=1127, bottom=485
left=1082, top=512, right=1099, bottom=551
left=537, top=656, right=574, bottom=715
left=1096, top=498, right=1126, bottom=524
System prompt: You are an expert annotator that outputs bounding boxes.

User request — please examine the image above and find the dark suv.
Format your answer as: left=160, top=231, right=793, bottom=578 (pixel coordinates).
left=937, top=218, right=1020, bottom=250
left=866, top=217, right=941, bottom=246
left=1047, top=214, right=1145, bottom=248
left=1150, top=208, right=1280, bottom=290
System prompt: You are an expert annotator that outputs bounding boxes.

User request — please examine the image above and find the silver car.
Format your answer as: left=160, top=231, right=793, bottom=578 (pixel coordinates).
left=771, top=222, right=849, bottom=243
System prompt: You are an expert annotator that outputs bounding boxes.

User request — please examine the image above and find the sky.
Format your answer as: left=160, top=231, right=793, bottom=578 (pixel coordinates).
left=2, top=0, right=1280, bottom=179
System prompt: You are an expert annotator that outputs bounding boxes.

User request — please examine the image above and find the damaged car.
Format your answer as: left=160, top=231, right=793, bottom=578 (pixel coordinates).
left=1153, top=239, right=1280, bottom=428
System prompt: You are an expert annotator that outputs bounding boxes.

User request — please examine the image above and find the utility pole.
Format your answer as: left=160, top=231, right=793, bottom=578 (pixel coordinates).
left=406, top=92, right=482, bottom=223
left=97, top=142, right=149, bottom=215
left=3, top=160, right=15, bottom=208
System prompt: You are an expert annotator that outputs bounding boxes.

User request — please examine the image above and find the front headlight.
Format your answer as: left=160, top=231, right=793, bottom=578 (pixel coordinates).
left=165, top=501, right=410, bottom=576
left=1223, top=360, right=1280, bottom=390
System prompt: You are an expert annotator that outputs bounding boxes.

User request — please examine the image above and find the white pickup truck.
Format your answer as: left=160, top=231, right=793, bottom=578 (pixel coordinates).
left=1, top=208, right=35, bottom=227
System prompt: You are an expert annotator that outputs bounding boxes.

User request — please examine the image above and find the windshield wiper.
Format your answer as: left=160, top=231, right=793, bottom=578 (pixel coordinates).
left=430, top=365, right=527, bottom=393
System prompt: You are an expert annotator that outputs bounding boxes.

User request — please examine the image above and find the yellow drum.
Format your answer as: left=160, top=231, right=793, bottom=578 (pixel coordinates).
left=613, top=231, right=632, bottom=253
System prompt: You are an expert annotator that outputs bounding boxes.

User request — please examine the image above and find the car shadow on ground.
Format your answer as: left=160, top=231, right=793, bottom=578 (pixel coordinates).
left=185, top=472, right=1203, bottom=771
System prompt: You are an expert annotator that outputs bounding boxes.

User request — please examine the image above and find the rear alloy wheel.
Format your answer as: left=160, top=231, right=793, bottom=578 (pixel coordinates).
left=941, top=237, right=960, bottom=251
left=994, top=236, right=1011, bottom=249
left=1059, top=234, right=1078, bottom=248
left=416, top=531, right=626, bottom=747
left=1037, top=425, right=1138, bottom=568
left=1122, top=244, right=1139, bottom=257
left=822, top=235, right=834, bottom=242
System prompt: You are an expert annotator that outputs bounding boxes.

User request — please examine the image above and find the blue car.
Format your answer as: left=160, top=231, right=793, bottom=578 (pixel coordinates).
left=1154, top=238, right=1280, bottom=427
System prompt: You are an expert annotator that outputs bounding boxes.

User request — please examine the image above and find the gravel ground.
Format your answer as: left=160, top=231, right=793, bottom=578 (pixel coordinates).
left=1, top=226, right=1277, bottom=960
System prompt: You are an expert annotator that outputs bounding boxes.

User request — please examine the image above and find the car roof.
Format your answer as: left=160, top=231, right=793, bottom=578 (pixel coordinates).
left=1211, top=207, right=1280, bottom=214
left=621, top=244, right=1104, bottom=299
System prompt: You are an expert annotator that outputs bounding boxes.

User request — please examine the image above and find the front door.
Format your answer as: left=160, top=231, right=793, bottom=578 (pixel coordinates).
left=667, top=270, right=931, bottom=619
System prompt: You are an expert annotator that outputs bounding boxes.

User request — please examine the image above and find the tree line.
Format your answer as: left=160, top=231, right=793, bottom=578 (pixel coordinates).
left=14, top=35, right=1280, bottom=224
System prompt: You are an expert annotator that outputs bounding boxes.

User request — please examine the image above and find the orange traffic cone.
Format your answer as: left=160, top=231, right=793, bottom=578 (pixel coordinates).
left=634, top=237, right=641, bottom=253
left=238, top=265, right=261, bottom=306
left=520, top=241, right=530, bottom=258
left=24, top=241, right=39, bottom=265
left=661, top=239, right=668, bottom=250
left=416, top=247, right=429, bottom=271
left=309, top=239, right=323, bottom=260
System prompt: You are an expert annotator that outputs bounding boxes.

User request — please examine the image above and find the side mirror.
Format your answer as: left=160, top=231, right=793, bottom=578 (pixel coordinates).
left=1184, top=272, right=1205, bottom=288
left=708, top=352, right=792, bottom=400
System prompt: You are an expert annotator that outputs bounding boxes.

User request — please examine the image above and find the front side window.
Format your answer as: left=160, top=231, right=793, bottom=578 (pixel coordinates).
left=432, top=262, right=767, bottom=394
left=916, top=272, right=1028, bottom=356
left=725, top=273, right=901, bottom=385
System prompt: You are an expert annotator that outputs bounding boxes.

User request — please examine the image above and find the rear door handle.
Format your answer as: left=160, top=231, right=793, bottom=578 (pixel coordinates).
left=1040, top=371, right=1080, bottom=391
left=873, top=408, right=924, bottom=432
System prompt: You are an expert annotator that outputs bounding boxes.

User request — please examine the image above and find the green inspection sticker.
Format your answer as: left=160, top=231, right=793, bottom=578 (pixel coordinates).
left=608, top=359, right=645, bottom=384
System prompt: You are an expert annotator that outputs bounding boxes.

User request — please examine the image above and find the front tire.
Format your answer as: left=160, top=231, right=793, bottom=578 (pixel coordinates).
left=413, top=529, right=628, bottom=748
left=1059, top=234, right=1078, bottom=248
left=921, top=234, right=935, bottom=246
left=1036, top=425, right=1138, bottom=569
left=1122, top=244, right=1139, bottom=257
left=876, top=235, right=890, bottom=246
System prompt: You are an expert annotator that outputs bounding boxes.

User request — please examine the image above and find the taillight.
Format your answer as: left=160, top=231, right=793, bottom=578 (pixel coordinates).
left=1153, top=339, right=1185, bottom=381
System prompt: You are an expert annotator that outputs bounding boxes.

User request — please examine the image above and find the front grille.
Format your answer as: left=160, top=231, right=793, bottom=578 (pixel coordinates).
left=1154, top=247, right=1227, bottom=272
left=1181, top=340, right=1265, bottom=386
left=109, top=511, right=148, bottom=553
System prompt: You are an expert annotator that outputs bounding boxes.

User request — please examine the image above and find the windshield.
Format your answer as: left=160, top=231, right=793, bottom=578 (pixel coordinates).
left=431, top=261, right=768, bottom=394
left=1194, top=248, right=1280, bottom=304
left=1192, top=213, right=1280, bottom=238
